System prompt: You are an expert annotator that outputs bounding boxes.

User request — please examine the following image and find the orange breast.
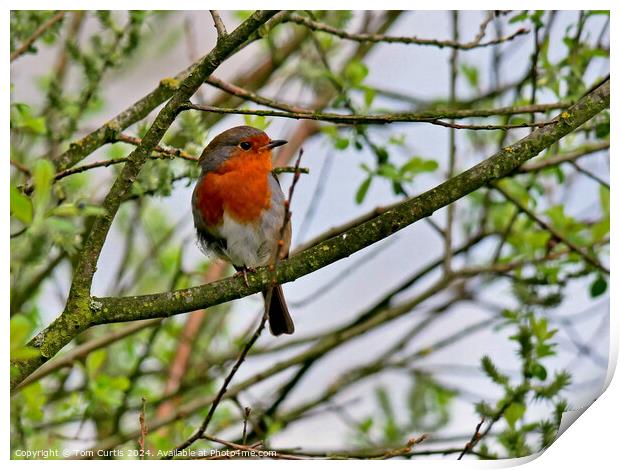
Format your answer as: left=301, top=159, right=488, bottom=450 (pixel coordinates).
left=196, top=152, right=272, bottom=226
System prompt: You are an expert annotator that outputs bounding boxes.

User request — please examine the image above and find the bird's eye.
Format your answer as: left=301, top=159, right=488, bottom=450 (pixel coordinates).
left=239, top=142, right=252, bottom=150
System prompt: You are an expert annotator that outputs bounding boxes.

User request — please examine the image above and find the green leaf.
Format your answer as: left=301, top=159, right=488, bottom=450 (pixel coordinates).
left=529, top=316, right=550, bottom=342
left=10, top=185, right=33, bottom=224
left=509, top=11, right=529, bottom=24
left=377, top=163, right=400, bottom=180
left=545, top=205, right=567, bottom=229
left=591, top=219, right=610, bottom=242
left=243, top=113, right=271, bottom=131
left=599, top=186, right=610, bottom=216
left=355, top=176, right=372, bottom=204
left=374, top=146, right=389, bottom=163
left=334, top=137, right=349, bottom=150
left=109, top=376, right=130, bottom=391
left=82, top=205, right=107, bottom=217
left=481, top=355, right=510, bottom=386
left=21, top=382, right=45, bottom=421
left=10, top=315, right=39, bottom=362
left=363, top=86, right=376, bottom=107
left=344, top=60, right=368, bottom=87
left=536, top=342, right=555, bottom=358
left=51, top=203, right=107, bottom=218
left=86, top=349, right=107, bottom=376
left=595, top=122, right=610, bottom=138
left=529, top=10, right=544, bottom=28
left=590, top=276, right=607, bottom=298
left=504, top=402, right=526, bottom=429
left=10, top=315, right=34, bottom=351
left=11, top=345, right=41, bottom=361
left=461, top=63, right=479, bottom=88
left=51, top=203, right=80, bottom=217
left=358, top=417, right=373, bottom=434
left=11, top=102, right=47, bottom=134
left=532, top=363, right=548, bottom=381
left=401, top=156, right=439, bottom=175
left=321, top=125, right=338, bottom=138
left=32, top=159, right=55, bottom=221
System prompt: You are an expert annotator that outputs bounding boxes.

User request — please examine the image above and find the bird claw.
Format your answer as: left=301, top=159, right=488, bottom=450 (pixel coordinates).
left=236, top=267, right=256, bottom=287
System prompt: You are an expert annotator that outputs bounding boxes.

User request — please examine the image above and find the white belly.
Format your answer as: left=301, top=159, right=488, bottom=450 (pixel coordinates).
left=216, top=211, right=275, bottom=268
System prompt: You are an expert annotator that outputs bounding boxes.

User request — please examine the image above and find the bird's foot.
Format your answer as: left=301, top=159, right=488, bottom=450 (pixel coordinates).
left=235, top=267, right=257, bottom=287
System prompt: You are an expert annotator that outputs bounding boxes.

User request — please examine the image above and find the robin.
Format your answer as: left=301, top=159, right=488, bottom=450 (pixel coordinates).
left=192, top=125, right=295, bottom=336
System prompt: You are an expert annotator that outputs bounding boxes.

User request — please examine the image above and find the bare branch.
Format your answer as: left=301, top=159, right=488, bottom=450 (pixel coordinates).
left=209, top=10, right=228, bottom=39
left=517, top=141, right=609, bottom=173
left=166, top=149, right=304, bottom=457
left=10, top=10, right=281, bottom=391
left=568, top=160, right=609, bottom=189
left=10, top=11, right=66, bottom=62
left=48, top=12, right=285, bottom=171
left=288, top=12, right=529, bottom=50
left=182, top=102, right=563, bottom=130
left=457, top=417, right=485, bottom=459
left=444, top=11, right=459, bottom=273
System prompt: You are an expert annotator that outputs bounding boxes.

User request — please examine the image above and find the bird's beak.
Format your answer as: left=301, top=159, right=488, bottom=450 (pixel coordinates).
left=261, top=139, right=288, bottom=150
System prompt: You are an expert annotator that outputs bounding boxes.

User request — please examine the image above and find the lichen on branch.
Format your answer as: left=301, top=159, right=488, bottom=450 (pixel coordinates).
left=11, top=78, right=608, bottom=392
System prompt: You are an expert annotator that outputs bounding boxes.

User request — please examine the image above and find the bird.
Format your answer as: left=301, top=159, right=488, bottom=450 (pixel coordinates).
left=192, top=125, right=295, bottom=336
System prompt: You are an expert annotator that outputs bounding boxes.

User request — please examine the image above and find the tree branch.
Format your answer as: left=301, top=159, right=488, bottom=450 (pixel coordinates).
left=15, top=319, right=161, bottom=391
left=182, top=99, right=568, bottom=128
left=71, top=239, right=601, bottom=454
left=48, top=12, right=284, bottom=171
left=288, top=12, right=529, bottom=49
left=183, top=102, right=564, bottom=130
left=91, top=80, right=608, bottom=320
left=444, top=10, right=459, bottom=273
left=209, top=11, right=228, bottom=39
left=11, top=78, right=608, bottom=392
left=10, top=11, right=66, bottom=62
left=491, top=181, right=609, bottom=274
left=10, top=10, right=280, bottom=391
left=517, top=141, right=609, bottom=173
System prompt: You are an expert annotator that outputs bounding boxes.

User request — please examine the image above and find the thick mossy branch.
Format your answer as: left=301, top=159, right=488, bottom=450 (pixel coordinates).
left=10, top=11, right=279, bottom=391
left=96, top=80, right=610, bottom=322
left=12, top=79, right=608, bottom=392
left=66, top=10, right=279, bottom=295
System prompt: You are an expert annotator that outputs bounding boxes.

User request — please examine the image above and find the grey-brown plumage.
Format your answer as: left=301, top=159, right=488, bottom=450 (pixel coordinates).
left=192, top=126, right=294, bottom=336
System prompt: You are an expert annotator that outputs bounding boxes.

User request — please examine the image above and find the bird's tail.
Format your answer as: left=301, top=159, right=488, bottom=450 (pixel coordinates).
left=263, top=286, right=294, bottom=336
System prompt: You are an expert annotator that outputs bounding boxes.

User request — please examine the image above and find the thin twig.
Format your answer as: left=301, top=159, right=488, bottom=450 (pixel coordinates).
left=201, top=434, right=303, bottom=460
left=444, top=11, right=459, bottom=274
left=209, top=11, right=228, bottom=39
left=20, top=134, right=306, bottom=193
left=202, top=75, right=571, bottom=120
left=10, top=159, right=31, bottom=176
left=10, top=11, right=66, bottom=62
left=517, top=141, right=609, bottom=173
left=165, top=149, right=304, bottom=459
left=138, top=398, right=148, bottom=460
left=164, top=312, right=269, bottom=458
left=492, top=182, right=609, bottom=274
left=568, top=161, right=609, bottom=189
left=457, top=417, right=485, bottom=459
left=14, top=319, right=162, bottom=391
left=242, top=407, right=251, bottom=445
left=183, top=102, right=560, bottom=130
left=288, top=12, right=529, bottom=50
left=265, top=435, right=428, bottom=460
